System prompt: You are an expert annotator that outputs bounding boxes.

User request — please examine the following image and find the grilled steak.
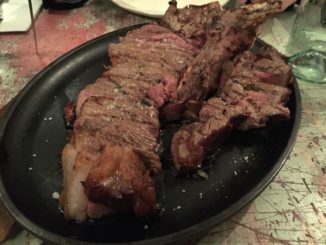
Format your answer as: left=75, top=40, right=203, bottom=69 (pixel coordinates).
left=157, top=0, right=282, bottom=120
left=60, top=23, right=198, bottom=221
left=171, top=46, right=293, bottom=172
left=60, top=0, right=290, bottom=221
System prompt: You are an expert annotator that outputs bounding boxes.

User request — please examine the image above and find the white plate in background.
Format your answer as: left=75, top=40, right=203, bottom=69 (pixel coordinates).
left=0, top=0, right=42, bottom=32
left=111, top=0, right=229, bottom=18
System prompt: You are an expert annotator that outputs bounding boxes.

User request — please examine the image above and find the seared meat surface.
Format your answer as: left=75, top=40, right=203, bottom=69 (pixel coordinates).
left=161, top=0, right=223, bottom=47
left=171, top=46, right=293, bottom=172
left=162, top=0, right=282, bottom=47
left=176, top=30, right=254, bottom=103
left=171, top=98, right=246, bottom=172
left=84, top=145, right=156, bottom=217
left=60, top=24, right=198, bottom=221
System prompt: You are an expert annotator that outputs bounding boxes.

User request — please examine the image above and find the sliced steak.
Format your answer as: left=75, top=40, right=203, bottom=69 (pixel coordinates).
left=160, top=0, right=282, bottom=120
left=61, top=0, right=287, bottom=221
left=218, top=47, right=292, bottom=130
left=171, top=98, right=246, bottom=172
left=171, top=45, right=292, bottom=172
left=176, top=29, right=255, bottom=103
left=60, top=20, right=199, bottom=222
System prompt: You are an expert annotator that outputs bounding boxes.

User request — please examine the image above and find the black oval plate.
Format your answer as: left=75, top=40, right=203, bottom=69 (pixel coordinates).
left=0, top=25, right=301, bottom=245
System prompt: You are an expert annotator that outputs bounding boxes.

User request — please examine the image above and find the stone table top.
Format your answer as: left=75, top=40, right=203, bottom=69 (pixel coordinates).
left=0, top=1, right=325, bottom=244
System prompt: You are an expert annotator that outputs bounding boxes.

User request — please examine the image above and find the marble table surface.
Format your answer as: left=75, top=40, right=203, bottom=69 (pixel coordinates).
left=0, top=1, right=325, bottom=244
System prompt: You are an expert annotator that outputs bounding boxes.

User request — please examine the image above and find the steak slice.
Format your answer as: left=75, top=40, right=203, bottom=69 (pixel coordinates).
left=122, top=23, right=199, bottom=54
left=171, top=45, right=292, bottom=172
left=74, top=116, right=160, bottom=170
left=109, top=24, right=198, bottom=71
left=176, top=29, right=255, bottom=103
left=108, top=44, right=191, bottom=77
left=171, top=98, right=246, bottom=172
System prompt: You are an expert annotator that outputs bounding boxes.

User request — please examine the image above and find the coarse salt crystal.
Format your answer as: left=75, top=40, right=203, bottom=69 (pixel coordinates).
left=199, top=193, right=203, bottom=199
left=176, top=205, right=182, bottom=210
left=181, top=189, right=186, bottom=193
left=52, top=192, right=60, bottom=199
left=234, top=170, right=238, bottom=176
left=28, top=167, right=33, bottom=171
left=32, top=154, right=37, bottom=157
left=144, top=225, right=149, bottom=230
left=48, top=117, right=53, bottom=121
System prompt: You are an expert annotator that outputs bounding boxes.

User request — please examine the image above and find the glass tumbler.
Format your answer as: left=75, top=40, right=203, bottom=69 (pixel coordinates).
left=287, top=0, right=326, bottom=83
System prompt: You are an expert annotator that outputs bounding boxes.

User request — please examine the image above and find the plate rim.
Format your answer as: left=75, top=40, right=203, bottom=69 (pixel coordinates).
left=0, top=24, right=302, bottom=245
left=110, top=0, right=230, bottom=18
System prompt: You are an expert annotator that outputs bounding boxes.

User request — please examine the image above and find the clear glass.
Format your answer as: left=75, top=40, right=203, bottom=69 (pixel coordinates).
left=287, top=0, right=326, bottom=83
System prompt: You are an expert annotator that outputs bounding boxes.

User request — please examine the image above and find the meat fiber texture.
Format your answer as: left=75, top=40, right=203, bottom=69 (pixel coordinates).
left=60, top=0, right=287, bottom=221
left=171, top=46, right=293, bottom=172
left=60, top=24, right=198, bottom=222
left=155, top=0, right=292, bottom=173
left=157, top=0, right=283, bottom=120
